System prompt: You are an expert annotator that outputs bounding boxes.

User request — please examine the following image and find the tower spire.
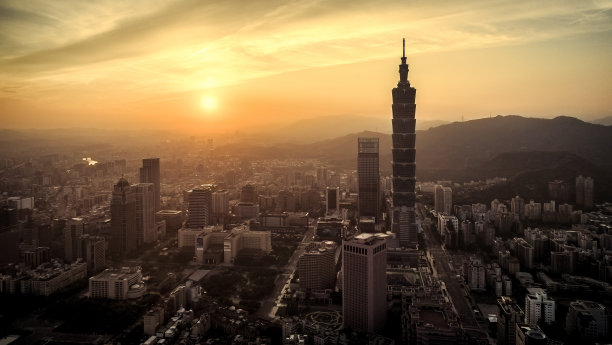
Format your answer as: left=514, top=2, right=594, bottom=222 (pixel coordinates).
left=399, top=38, right=408, bottom=83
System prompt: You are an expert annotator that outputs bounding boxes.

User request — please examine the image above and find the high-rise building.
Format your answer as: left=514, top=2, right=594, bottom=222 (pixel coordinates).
left=212, top=190, right=230, bottom=215
left=298, top=241, right=337, bottom=292
left=64, top=218, right=84, bottom=263
left=325, top=187, right=340, bottom=216
left=497, top=297, right=524, bottom=345
left=566, top=300, right=609, bottom=340
left=576, top=175, right=594, bottom=210
left=111, top=178, right=137, bottom=257
left=186, top=185, right=213, bottom=228
left=240, top=184, right=257, bottom=203
left=434, top=185, right=453, bottom=215
left=80, top=234, right=106, bottom=273
left=468, top=257, right=486, bottom=291
left=524, top=288, right=555, bottom=325
left=133, top=183, right=156, bottom=246
left=391, top=39, right=418, bottom=247
left=140, top=158, right=161, bottom=212
left=358, top=138, right=380, bottom=221
left=342, top=233, right=387, bottom=333
left=511, top=196, right=525, bottom=220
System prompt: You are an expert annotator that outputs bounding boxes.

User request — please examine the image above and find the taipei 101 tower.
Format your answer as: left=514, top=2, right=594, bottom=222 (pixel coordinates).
left=391, top=39, right=418, bottom=248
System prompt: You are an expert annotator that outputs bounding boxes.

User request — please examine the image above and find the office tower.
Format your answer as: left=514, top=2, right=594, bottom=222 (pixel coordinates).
left=358, top=138, right=380, bottom=220
left=240, top=184, right=257, bottom=203
left=185, top=185, right=213, bottom=228
left=276, top=190, right=296, bottom=212
left=524, top=288, right=555, bottom=325
left=212, top=190, right=230, bottom=215
left=566, top=300, right=609, bottom=340
left=297, top=241, right=337, bottom=291
left=342, top=233, right=387, bottom=333
left=326, top=187, right=340, bottom=216
left=111, top=177, right=137, bottom=257
left=511, top=196, right=525, bottom=220
left=497, top=297, right=524, bottom=345
left=515, top=323, right=547, bottom=345
left=576, top=175, right=595, bottom=210
left=133, top=183, right=156, bottom=246
left=391, top=40, right=417, bottom=247
left=80, top=234, right=106, bottom=273
left=140, top=158, right=161, bottom=212
left=64, top=218, right=84, bottom=263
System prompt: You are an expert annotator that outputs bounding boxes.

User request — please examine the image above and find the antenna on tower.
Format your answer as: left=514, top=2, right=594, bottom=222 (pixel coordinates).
left=402, top=38, right=405, bottom=58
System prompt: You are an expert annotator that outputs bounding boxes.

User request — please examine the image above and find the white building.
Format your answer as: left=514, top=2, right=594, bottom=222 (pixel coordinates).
left=89, top=267, right=145, bottom=300
left=524, top=287, right=555, bottom=325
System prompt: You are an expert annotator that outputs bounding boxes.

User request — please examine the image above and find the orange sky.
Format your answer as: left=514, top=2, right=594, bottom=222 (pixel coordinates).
left=1, top=0, right=611, bottom=134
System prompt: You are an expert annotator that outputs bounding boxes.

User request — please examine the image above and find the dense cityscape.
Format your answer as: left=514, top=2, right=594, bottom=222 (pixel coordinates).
left=1, top=39, right=611, bottom=345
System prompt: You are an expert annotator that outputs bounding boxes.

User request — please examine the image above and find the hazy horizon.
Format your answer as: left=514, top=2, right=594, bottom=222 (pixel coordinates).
left=1, top=0, right=611, bottom=134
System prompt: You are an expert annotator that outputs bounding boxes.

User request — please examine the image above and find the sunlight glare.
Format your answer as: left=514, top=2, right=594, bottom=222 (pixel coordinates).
left=201, top=95, right=217, bottom=111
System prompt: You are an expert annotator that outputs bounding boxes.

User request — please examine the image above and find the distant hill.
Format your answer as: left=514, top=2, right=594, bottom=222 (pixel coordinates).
left=218, top=115, right=612, bottom=169
left=416, top=115, right=612, bottom=170
left=266, top=115, right=448, bottom=143
left=591, top=116, right=612, bottom=126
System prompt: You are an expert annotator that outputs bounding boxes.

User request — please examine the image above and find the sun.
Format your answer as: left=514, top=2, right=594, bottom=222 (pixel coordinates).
left=200, top=95, right=216, bottom=111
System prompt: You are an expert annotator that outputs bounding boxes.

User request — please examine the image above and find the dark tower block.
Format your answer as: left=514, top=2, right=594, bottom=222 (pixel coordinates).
left=391, top=39, right=418, bottom=248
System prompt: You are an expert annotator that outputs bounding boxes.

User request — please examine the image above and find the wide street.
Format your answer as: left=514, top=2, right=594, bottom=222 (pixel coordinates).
left=417, top=203, right=482, bottom=331
left=256, top=221, right=316, bottom=319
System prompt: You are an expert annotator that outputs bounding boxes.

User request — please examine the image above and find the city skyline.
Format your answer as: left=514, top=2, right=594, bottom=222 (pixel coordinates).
left=0, top=0, right=611, bottom=134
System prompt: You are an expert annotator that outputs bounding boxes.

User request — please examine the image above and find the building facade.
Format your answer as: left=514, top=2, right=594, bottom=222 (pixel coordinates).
left=111, top=177, right=137, bottom=257
left=391, top=39, right=418, bottom=247
left=342, top=233, right=387, bottom=333
left=140, top=158, right=161, bottom=212
left=358, top=138, right=380, bottom=221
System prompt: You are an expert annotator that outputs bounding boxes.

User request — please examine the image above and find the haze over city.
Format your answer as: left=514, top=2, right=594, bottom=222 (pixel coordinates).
left=1, top=0, right=611, bottom=134
left=1, top=1, right=612, bottom=345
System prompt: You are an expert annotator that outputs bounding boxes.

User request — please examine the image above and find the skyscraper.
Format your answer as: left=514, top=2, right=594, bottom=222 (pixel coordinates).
left=186, top=185, right=213, bottom=228
left=133, top=183, right=156, bottom=246
left=326, top=187, right=340, bottom=216
left=342, top=233, right=387, bottom=333
left=358, top=138, right=380, bottom=221
left=64, top=218, right=84, bottom=263
left=391, top=39, right=418, bottom=247
left=111, top=177, right=137, bottom=257
left=140, top=158, right=161, bottom=212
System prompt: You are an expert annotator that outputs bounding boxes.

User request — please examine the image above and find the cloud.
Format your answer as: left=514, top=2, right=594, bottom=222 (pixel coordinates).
left=0, top=0, right=610, bottom=102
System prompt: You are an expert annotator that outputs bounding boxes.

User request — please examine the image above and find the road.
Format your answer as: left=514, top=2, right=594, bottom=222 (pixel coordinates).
left=256, top=223, right=316, bottom=319
left=417, top=203, right=480, bottom=330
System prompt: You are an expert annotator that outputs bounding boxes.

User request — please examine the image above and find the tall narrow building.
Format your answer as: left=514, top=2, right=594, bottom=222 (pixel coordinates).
left=358, top=138, right=380, bottom=221
left=342, top=233, right=387, bottom=333
left=391, top=39, right=418, bottom=247
left=185, top=185, right=213, bottom=228
left=140, top=158, right=161, bottom=212
left=133, top=183, right=156, bottom=246
left=111, top=177, right=137, bottom=257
